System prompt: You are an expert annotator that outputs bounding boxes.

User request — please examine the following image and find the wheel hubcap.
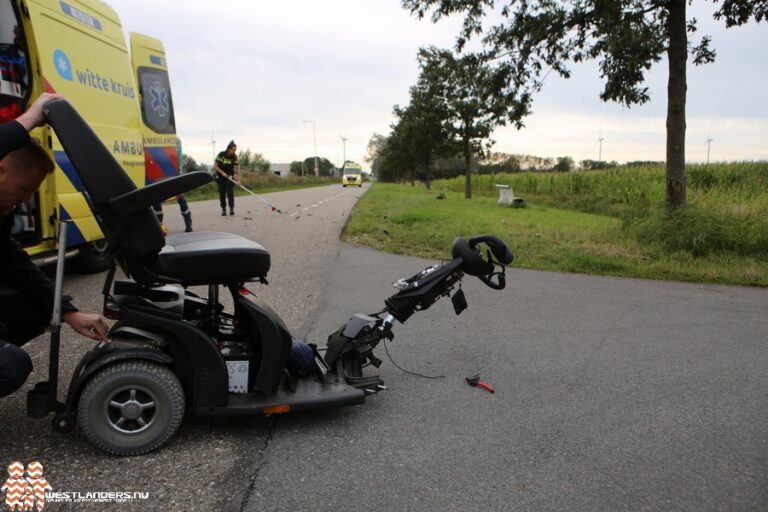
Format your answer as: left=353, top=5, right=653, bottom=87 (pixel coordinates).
left=105, top=387, right=156, bottom=434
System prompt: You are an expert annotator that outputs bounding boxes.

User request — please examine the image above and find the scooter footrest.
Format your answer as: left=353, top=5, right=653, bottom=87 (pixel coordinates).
left=344, top=374, right=384, bottom=390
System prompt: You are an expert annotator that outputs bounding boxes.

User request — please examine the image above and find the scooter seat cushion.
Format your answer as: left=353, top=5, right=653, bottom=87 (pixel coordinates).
left=152, top=231, right=270, bottom=285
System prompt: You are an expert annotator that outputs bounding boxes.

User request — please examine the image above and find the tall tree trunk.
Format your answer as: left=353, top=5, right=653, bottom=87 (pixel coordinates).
left=463, top=134, right=472, bottom=199
left=410, top=165, right=415, bottom=186
left=666, top=0, right=687, bottom=210
left=425, top=153, right=431, bottom=190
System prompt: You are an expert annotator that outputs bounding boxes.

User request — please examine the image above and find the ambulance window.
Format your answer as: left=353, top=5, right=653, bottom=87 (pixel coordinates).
left=137, top=67, right=175, bottom=134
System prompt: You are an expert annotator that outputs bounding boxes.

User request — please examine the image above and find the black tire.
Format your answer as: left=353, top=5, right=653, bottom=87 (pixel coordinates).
left=77, top=361, right=185, bottom=456
left=70, top=239, right=111, bottom=273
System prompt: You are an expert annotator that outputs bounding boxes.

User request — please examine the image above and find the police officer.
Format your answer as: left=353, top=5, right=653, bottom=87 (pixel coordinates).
left=213, top=140, right=240, bottom=216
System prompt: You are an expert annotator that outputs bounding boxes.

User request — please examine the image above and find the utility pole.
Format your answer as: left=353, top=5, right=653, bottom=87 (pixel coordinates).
left=705, top=136, right=713, bottom=165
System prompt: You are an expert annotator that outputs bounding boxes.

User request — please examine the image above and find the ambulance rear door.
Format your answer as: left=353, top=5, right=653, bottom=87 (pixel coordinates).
left=130, top=32, right=179, bottom=186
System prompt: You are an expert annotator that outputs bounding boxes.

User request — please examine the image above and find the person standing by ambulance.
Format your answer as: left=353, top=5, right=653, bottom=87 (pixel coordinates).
left=213, top=140, right=240, bottom=216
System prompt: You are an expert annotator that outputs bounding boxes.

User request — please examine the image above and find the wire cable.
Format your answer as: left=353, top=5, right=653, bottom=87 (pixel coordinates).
left=382, top=339, right=445, bottom=379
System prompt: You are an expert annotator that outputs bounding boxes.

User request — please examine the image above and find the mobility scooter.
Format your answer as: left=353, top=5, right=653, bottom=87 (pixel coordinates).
left=26, top=99, right=514, bottom=455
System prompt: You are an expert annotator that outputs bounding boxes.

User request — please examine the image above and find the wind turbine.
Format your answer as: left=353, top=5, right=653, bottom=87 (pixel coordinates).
left=207, top=128, right=216, bottom=166
left=339, top=134, right=347, bottom=168
left=705, top=135, right=713, bottom=165
left=597, top=134, right=605, bottom=165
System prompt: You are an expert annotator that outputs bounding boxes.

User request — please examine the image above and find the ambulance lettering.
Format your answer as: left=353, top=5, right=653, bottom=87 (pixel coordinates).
left=54, top=51, right=135, bottom=98
left=112, top=140, right=144, bottom=156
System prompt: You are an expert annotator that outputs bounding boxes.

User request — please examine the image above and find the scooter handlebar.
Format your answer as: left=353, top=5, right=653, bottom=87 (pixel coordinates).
left=469, top=235, right=515, bottom=265
left=452, top=235, right=512, bottom=290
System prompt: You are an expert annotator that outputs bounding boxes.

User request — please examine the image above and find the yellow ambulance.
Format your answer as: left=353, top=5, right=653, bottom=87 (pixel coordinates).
left=341, top=161, right=363, bottom=187
left=0, top=0, right=179, bottom=271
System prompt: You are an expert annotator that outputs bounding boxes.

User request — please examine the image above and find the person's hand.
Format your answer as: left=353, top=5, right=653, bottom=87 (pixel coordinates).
left=62, top=311, right=109, bottom=341
left=236, top=179, right=241, bottom=186
left=16, top=93, right=64, bottom=131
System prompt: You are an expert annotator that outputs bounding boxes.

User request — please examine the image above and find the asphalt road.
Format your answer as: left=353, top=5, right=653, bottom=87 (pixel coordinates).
left=0, top=183, right=368, bottom=512
left=244, top=248, right=768, bottom=512
left=2, top=182, right=767, bottom=511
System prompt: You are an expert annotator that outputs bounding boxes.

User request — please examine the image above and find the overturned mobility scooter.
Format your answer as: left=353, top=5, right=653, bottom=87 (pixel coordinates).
left=27, top=100, right=515, bottom=455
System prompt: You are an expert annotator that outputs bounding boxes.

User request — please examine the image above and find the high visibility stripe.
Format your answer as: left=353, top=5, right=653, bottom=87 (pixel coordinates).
left=145, top=146, right=178, bottom=184
left=54, top=150, right=85, bottom=192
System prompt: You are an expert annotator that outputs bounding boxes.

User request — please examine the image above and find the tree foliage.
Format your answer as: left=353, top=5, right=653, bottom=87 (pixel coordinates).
left=402, top=0, right=766, bottom=209
left=289, top=157, right=336, bottom=176
left=237, top=148, right=271, bottom=173
left=181, top=154, right=199, bottom=173
left=415, top=46, right=528, bottom=198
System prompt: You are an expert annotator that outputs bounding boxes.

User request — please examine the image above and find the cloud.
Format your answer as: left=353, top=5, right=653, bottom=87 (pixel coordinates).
left=108, top=0, right=767, bottom=168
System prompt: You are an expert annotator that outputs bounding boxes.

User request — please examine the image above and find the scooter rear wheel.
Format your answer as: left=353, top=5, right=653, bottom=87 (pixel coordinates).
left=77, top=361, right=185, bottom=455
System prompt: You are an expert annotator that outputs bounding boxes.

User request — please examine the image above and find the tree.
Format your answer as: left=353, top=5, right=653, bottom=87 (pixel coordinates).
left=403, top=0, right=767, bottom=209
left=292, top=156, right=335, bottom=177
left=393, top=75, right=454, bottom=189
left=237, top=148, right=271, bottom=173
left=416, top=47, right=527, bottom=198
left=554, top=156, right=574, bottom=172
left=181, top=154, right=199, bottom=173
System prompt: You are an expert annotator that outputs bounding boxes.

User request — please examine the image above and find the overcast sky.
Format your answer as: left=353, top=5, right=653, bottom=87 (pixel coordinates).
left=109, top=0, right=767, bottom=169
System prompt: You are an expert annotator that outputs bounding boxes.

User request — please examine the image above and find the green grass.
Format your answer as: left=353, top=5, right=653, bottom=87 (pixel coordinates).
left=341, top=181, right=768, bottom=286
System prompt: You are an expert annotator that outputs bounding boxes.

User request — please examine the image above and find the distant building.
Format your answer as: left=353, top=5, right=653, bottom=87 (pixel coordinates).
left=271, top=163, right=291, bottom=178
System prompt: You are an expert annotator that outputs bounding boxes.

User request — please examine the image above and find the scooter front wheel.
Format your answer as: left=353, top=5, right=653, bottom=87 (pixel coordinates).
left=77, top=361, right=185, bottom=456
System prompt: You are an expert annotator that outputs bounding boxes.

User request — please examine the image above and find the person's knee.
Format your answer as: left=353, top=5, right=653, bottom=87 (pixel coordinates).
left=0, top=344, right=33, bottom=398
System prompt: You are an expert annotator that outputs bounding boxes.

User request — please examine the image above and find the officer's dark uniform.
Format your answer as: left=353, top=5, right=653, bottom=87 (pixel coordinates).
left=215, top=149, right=238, bottom=215
left=0, top=120, right=78, bottom=397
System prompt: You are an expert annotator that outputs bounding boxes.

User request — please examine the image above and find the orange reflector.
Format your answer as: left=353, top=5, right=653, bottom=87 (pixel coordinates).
left=263, top=405, right=290, bottom=415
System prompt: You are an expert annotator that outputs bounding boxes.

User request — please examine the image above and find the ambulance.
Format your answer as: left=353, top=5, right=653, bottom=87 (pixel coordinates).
left=341, top=161, right=363, bottom=187
left=0, top=0, right=179, bottom=271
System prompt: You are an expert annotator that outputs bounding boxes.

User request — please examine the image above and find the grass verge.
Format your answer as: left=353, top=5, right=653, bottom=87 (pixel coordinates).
left=341, top=183, right=768, bottom=286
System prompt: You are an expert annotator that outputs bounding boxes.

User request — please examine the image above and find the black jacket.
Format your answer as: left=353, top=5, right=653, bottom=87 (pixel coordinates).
left=1, top=120, right=77, bottom=318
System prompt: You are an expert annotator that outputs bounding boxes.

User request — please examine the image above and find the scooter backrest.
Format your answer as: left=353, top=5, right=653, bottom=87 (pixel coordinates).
left=43, top=99, right=165, bottom=270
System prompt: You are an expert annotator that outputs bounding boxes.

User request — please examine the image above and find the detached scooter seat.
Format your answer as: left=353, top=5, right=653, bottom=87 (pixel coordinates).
left=43, top=99, right=270, bottom=285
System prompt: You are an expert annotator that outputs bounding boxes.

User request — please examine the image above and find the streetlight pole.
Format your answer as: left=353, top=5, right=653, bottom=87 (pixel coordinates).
left=302, top=120, right=318, bottom=176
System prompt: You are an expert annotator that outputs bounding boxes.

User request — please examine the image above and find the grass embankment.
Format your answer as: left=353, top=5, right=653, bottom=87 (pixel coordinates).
left=185, top=173, right=338, bottom=202
left=342, top=163, right=768, bottom=286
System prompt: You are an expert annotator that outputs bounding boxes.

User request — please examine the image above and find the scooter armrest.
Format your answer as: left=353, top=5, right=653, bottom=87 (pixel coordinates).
left=108, top=172, right=212, bottom=216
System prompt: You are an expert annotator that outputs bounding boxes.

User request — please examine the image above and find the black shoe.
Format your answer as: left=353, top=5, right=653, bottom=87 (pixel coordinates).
left=230, top=209, right=235, bottom=216
left=221, top=210, right=226, bottom=216
left=185, top=227, right=193, bottom=233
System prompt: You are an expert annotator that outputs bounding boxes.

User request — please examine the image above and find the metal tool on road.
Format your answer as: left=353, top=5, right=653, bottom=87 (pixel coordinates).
left=466, top=374, right=495, bottom=393
left=218, top=173, right=283, bottom=213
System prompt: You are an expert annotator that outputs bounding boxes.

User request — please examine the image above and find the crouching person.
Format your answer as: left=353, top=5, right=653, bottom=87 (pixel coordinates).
left=0, top=138, right=109, bottom=398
